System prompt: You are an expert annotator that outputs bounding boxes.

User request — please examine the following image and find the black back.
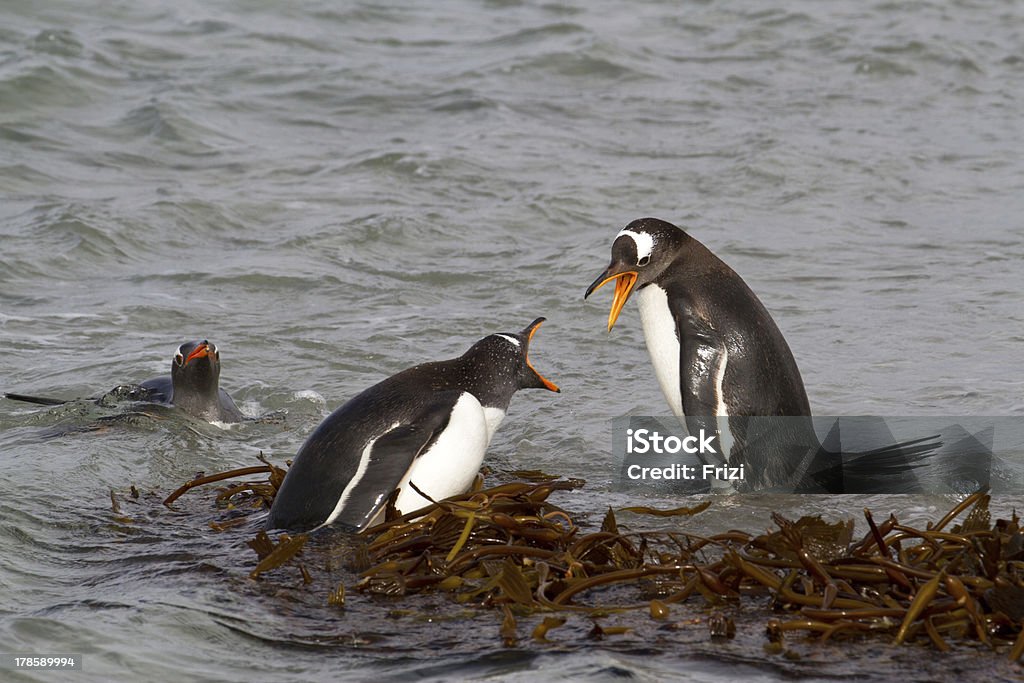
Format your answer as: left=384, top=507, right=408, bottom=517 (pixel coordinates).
left=660, top=234, right=810, bottom=418
left=616, top=218, right=811, bottom=418
left=265, top=319, right=558, bottom=532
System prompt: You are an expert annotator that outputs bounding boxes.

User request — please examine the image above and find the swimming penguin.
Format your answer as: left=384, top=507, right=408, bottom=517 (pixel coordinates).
left=586, top=218, right=942, bottom=493
left=265, top=318, right=559, bottom=533
left=4, top=339, right=244, bottom=423
left=137, top=340, right=245, bottom=423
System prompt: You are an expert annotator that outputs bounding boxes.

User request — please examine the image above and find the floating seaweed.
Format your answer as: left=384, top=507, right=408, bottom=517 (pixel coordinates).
left=167, top=461, right=1024, bottom=661
left=162, top=452, right=286, bottom=509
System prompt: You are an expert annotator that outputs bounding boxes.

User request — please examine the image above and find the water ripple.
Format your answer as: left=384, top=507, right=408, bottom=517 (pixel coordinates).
left=2, top=0, right=1023, bottom=679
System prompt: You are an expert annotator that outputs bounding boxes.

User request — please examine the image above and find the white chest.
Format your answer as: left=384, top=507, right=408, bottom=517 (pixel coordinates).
left=393, top=391, right=490, bottom=513
left=637, top=284, right=684, bottom=420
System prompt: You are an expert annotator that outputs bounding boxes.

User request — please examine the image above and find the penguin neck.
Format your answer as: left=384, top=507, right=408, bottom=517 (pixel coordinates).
left=481, top=405, right=507, bottom=444
left=462, top=378, right=511, bottom=445
left=446, top=348, right=520, bottom=416
left=172, top=389, right=221, bottom=419
left=170, top=373, right=223, bottom=420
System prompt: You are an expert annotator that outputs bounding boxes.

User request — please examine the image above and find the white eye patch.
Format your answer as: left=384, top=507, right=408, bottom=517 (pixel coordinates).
left=616, top=228, right=654, bottom=264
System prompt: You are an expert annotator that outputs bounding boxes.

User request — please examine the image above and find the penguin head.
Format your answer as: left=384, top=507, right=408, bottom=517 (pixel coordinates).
left=170, top=339, right=222, bottom=399
left=460, top=318, right=560, bottom=407
left=585, top=217, right=686, bottom=331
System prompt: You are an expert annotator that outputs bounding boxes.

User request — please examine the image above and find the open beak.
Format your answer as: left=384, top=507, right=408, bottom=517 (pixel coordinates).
left=585, top=267, right=639, bottom=332
left=185, top=341, right=211, bottom=365
left=522, top=318, right=560, bottom=393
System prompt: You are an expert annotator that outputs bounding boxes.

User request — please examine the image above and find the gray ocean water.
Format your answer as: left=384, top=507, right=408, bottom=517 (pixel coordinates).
left=2, top=1, right=1023, bottom=681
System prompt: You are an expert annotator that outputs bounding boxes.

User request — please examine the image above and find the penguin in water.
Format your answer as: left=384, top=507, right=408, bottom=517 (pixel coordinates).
left=585, top=217, right=810, bottom=421
left=5, top=339, right=244, bottom=424
left=265, top=318, right=559, bottom=533
left=585, top=218, right=938, bottom=492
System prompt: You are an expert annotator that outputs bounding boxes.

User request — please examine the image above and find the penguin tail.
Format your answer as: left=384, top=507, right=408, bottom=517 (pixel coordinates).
left=838, top=434, right=945, bottom=493
left=4, top=392, right=69, bottom=406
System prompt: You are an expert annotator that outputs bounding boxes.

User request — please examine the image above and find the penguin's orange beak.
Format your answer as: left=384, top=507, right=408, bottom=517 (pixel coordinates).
left=522, top=318, right=560, bottom=393
left=185, top=342, right=211, bottom=365
left=585, top=268, right=639, bottom=332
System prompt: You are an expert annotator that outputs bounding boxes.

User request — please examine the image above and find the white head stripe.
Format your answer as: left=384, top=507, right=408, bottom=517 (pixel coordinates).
left=495, top=334, right=521, bottom=347
left=616, top=229, right=654, bottom=262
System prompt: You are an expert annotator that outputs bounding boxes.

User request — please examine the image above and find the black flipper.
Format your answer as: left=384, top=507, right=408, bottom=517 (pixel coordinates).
left=4, top=393, right=69, bottom=406
left=680, top=336, right=724, bottom=415
left=679, top=316, right=730, bottom=468
left=266, top=392, right=458, bottom=533
left=325, top=405, right=453, bottom=531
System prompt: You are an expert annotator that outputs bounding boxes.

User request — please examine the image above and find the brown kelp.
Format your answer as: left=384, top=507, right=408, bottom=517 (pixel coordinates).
left=166, top=463, right=1023, bottom=660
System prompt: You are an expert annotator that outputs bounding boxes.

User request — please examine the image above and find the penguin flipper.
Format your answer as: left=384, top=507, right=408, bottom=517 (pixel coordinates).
left=4, top=392, right=69, bottom=406
left=680, top=337, right=726, bottom=416
left=679, top=325, right=730, bottom=463
left=317, top=396, right=456, bottom=532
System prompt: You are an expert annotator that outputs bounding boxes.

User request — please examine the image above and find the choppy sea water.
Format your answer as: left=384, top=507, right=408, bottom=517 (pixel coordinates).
left=1, top=1, right=1022, bottom=681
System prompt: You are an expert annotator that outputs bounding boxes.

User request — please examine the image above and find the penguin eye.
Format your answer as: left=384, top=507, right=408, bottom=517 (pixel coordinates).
left=174, top=352, right=184, bottom=366
left=637, top=255, right=651, bottom=267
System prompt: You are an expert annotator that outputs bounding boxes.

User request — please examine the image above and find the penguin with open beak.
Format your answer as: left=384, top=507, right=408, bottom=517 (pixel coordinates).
left=265, top=318, right=559, bottom=533
left=585, top=217, right=819, bottom=489
left=586, top=217, right=810, bottom=422
left=585, top=218, right=950, bottom=494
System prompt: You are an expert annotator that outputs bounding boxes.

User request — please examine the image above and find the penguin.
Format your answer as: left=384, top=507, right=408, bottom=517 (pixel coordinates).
left=585, top=218, right=942, bottom=493
left=265, top=317, right=559, bottom=533
left=136, top=340, right=244, bottom=423
left=586, top=217, right=810, bottom=421
left=4, top=339, right=244, bottom=423
left=584, top=218, right=811, bottom=488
